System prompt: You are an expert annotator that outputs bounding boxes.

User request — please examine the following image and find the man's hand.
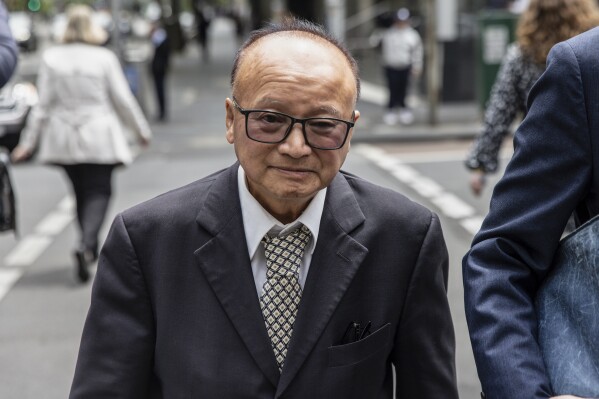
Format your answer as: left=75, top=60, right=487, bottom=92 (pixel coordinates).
left=469, top=170, right=486, bottom=196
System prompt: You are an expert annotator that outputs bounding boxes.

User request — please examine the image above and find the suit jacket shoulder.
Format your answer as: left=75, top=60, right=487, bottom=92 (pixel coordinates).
left=563, top=26, right=599, bottom=58
left=339, top=169, right=436, bottom=234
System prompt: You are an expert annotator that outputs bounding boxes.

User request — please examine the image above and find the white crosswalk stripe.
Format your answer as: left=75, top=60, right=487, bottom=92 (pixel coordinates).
left=354, top=144, right=484, bottom=236
left=1, top=196, right=74, bottom=303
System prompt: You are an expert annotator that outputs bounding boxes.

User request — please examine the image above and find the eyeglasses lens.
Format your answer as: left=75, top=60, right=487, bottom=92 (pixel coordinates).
left=246, top=111, right=347, bottom=149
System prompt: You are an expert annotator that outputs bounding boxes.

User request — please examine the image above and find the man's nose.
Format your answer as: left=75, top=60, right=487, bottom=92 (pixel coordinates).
left=281, top=122, right=311, bottom=156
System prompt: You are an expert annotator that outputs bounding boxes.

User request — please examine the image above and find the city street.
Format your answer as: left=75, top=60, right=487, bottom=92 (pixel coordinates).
left=0, top=17, right=512, bottom=398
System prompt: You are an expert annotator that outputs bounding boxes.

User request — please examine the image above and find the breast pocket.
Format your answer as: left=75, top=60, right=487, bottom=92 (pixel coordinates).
left=328, top=323, right=392, bottom=368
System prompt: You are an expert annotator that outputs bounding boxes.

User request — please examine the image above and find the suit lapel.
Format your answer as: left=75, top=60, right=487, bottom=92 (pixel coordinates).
left=276, top=173, right=369, bottom=396
left=194, top=164, right=280, bottom=388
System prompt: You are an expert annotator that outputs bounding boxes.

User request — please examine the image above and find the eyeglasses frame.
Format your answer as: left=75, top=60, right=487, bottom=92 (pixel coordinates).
left=231, top=98, right=355, bottom=150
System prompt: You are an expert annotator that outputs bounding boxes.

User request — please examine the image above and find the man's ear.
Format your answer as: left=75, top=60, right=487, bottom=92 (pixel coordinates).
left=346, top=110, right=360, bottom=146
left=225, top=98, right=235, bottom=144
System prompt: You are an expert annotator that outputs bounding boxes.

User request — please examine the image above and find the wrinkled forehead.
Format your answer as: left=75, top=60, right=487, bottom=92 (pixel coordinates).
left=242, top=31, right=347, bottom=65
left=235, top=32, right=357, bottom=97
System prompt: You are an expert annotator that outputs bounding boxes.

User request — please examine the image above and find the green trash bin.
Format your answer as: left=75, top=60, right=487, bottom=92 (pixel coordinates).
left=477, top=10, right=519, bottom=111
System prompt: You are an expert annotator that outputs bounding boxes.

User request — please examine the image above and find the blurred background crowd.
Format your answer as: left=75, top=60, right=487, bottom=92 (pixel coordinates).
left=0, top=0, right=536, bottom=145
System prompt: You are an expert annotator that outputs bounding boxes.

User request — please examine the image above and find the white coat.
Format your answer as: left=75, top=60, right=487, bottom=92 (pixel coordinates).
left=19, top=43, right=151, bottom=165
left=381, top=25, right=423, bottom=71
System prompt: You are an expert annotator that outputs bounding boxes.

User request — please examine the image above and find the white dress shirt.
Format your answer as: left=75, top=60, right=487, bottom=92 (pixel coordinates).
left=237, top=165, right=326, bottom=297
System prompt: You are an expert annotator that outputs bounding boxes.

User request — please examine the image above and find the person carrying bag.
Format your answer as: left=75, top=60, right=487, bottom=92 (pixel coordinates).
left=0, top=149, right=16, bottom=234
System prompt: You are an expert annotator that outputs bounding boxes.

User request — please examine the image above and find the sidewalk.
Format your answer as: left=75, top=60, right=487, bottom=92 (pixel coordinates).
left=355, top=92, right=481, bottom=143
left=146, top=17, right=482, bottom=144
left=353, top=42, right=482, bottom=142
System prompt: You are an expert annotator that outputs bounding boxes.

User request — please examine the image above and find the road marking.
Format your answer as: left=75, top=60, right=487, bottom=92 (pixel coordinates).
left=4, top=236, right=54, bottom=268
left=354, top=144, right=484, bottom=236
left=388, top=148, right=513, bottom=164
left=431, top=193, right=476, bottom=219
left=461, top=216, right=486, bottom=235
left=1, top=196, right=75, bottom=302
left=35, top=212, right=73, bottom=236
left=0, top=269, right=22, bottom=302
left=410, top=177, right=444, bottom=198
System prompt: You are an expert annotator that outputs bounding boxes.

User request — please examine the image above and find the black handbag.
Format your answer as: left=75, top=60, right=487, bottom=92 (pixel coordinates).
left=0, top=149, right=16, bottom=233
left=536, top=213, right=599, bottom=397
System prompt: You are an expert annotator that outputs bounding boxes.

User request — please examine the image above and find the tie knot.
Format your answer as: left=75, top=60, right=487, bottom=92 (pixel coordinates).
left=262, top=225, right=312, bottom=276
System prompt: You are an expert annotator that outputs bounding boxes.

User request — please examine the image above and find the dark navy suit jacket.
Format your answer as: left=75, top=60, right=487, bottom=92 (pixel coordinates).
left=464, top=28, right=599, bottom=399
left=70, top=164, right=458, bottom=398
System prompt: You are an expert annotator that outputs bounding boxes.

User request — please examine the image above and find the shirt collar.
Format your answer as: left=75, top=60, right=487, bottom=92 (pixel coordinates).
left=237, top=165, right=326, bottom=260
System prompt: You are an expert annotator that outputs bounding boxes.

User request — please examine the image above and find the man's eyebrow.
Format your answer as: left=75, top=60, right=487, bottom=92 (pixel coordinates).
left=316, top=106, right=342, bottom=118
left=252, top=98, right=343, bottom=118
left=253, top=98, right=284, bottom=108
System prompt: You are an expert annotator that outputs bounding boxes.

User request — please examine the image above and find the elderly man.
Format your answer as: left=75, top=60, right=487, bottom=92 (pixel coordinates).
left=69, top=18, right=458, bottom=398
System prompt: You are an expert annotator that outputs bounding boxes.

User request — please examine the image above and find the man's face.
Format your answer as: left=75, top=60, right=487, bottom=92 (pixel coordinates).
left=225, top=34, right=360, bottom=222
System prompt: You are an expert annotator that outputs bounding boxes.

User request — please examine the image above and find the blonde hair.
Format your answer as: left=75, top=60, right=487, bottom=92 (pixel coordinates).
left=62, top=4, right=107, bottom=45
left=517, top=0, right=599, bottom=65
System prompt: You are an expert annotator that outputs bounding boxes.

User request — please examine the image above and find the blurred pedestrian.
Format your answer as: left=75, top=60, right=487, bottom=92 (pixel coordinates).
left=464, top=13, right=599, bottom=399
left=0, top=0, right=19, bottom=235
left=0, top=0, right=18, bottom=88
left=378, top=8, right=422, bottom=126
left=11, top=4, right=151, bottom=283
left=465, top=0, right=599, bottom=196
left=192, top=0, right=212, bottom=61
left=150, top=20, right=170, bottom=122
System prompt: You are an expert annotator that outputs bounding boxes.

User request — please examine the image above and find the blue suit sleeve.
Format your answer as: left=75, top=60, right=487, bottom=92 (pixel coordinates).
left=0, top=1, right=18, bottom=88
left=463, top=40, right=593, bottom=399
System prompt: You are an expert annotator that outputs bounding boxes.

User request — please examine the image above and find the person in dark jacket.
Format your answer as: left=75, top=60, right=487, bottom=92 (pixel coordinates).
left=150, top=21, right=170, bottom=122
left=464, top=25, right=599, bottom=399
left=0, top=0, right=18, bottom=88
left=192, top=0, right=212, bottom=61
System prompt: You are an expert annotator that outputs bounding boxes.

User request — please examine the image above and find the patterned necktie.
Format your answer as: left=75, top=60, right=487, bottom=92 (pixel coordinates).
left=260, top=224, right=312, bottom=371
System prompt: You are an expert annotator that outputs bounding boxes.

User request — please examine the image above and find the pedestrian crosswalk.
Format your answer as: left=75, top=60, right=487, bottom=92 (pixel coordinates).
left=354, top=144, right=485, bottom=235
left=0, top=196, right=74, bottom=302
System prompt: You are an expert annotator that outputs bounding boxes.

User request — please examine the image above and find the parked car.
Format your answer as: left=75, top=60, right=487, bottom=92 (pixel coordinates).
left=0, top=79, right=38, bottom=152
left=9, top=12, right=37, bottom=52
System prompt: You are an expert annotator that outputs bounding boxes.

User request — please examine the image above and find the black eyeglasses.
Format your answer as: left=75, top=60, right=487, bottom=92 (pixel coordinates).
left=232, top=98, right=355, bottom=150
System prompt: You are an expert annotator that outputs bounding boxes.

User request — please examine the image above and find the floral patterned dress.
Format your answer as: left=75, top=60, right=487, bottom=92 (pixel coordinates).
left=465, top=44, right=545, bottom=173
